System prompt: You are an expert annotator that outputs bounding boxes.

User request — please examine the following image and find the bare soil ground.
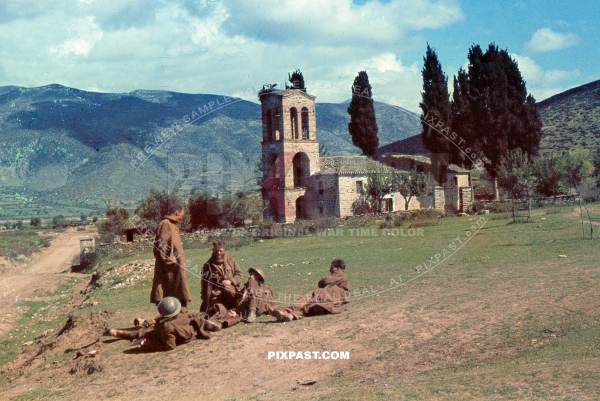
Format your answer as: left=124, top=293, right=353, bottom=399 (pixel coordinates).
left=1, top=256, right=598, bottom=400
left=0, top=226, right=97, bottom=337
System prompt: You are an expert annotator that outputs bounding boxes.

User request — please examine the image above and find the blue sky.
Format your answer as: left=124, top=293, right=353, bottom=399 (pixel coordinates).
left=0, top=0, right=596, bottom=112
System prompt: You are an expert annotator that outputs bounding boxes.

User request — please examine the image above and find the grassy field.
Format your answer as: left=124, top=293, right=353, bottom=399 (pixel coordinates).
left=0, top=229, right=52, bottom=260
left=1, top=205, right=599, bottom=400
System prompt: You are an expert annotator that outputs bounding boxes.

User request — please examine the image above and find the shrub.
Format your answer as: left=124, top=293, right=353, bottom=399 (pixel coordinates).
left=80, top=252, right=99, bottom=271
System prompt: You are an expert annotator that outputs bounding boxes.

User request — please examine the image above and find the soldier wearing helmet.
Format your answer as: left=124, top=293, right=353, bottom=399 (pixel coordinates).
left=241, top=267, right=274, bottom=323
left=105, top=297, right=210, bottom=351
left=204, top=267, right=275, bottom=330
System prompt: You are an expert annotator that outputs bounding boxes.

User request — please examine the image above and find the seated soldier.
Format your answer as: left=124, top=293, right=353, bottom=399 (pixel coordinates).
left=271, top=258, right=351, bottom=322
left=105, top=297, right=210, bottom=351
left=204, top=268, right=275, bottom=330
left=200, top=240, right=243, bottom=315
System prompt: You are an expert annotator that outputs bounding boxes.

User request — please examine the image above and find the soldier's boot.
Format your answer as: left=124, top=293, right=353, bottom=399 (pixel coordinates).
left=271, top=309, right=293, bottom=322
left=245, top=310, right=257, bottom=323
left=133, top=317, right=150, bottom=328
left=204, top=320, right=222, bottom=332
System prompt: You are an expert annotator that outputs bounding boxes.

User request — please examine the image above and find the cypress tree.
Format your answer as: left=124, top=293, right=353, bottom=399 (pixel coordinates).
left=420, top=44, right=454, bottom=184
left=457, top=44, right=542, bottom=199
left=451, top=68, right=474, bottom=167
left=347, top=71, right=379, bottom=156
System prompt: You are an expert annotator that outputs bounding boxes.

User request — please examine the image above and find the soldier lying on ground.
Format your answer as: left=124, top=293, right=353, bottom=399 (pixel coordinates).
left=271, top=258, right=351, bottom=322
left=203, top=267, right=275, bottom=331
left=105, top=297, right=211, bottom=351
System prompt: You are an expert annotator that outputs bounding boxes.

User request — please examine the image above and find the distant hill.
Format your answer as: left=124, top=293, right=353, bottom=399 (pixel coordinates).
left=537, top=79, right=600, bottom=152
left=0, top=84, right=420, bottom=205
left=376, top=133, right=429, bottom=157
left=377, top=79, right=600, bottom=158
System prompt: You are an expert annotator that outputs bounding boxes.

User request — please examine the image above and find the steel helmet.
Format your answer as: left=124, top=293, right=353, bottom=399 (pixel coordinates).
left=248, top=268, right=265, bottom=281
left=157, top=297, right=181, bottom=318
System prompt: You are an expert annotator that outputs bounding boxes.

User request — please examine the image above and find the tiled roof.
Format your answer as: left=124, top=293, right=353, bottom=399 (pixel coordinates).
left=318, top=156, right=396, bottom=175
left=378, top=154, right=470, bottom=173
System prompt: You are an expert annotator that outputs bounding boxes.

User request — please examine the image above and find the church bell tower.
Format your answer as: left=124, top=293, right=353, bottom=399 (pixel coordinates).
left=259, top=85, right=319, bottom=223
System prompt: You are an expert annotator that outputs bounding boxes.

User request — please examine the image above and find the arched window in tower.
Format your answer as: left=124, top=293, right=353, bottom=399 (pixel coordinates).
left=265, top=109, right=272, bottom=141
left=273, top=109, right=280, bottom=140
left=301, top=107, right=309, bottom=139
left=290, top=107, right=299, bottom=140
left=292, top=152, right=310, bottom=188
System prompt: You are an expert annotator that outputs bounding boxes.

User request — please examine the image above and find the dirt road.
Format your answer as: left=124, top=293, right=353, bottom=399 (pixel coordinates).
left=0, top=226, right=97, bottom=336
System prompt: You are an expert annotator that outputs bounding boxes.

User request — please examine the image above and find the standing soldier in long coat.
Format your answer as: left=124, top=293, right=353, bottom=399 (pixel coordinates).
left=271, top=258, right=351, bottom=322
left=200, top=240, right=243, bottom=316
left=150, top=201, right=192, bottom=308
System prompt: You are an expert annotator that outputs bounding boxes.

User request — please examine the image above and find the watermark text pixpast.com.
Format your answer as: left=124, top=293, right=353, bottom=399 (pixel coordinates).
left=268, top=351, right=349, bottom=360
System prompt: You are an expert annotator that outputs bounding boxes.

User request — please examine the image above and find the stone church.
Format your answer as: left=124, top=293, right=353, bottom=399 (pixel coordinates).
left=259, top=86, right=472, bottom=223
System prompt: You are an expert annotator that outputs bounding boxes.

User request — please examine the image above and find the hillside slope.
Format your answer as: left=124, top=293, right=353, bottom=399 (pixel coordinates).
left=537, top=79, right=600, bottom=152
left=0, top=85, right=420, bottom=204
left=376, top=79, right=600, bottom=157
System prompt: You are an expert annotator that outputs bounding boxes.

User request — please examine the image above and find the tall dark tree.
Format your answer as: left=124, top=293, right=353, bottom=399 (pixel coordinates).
left=188, top=191, right=221, bottom=230
left=347, top=71, right=379, bottom=156
left=456, top=44, right=542, bottom=199
left=420, top=44, right=455, bottom=184
left=451, top=68, right=474, bottom=167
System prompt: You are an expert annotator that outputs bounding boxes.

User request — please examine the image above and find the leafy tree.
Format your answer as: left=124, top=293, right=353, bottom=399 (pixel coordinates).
left=391, top=169, right=430, bottom=211
left=456, top=44, right=542, bottom=199
left=563, top=149, right=593, bottom=191
left=135, top=189, right=185, bottom=223
left=188, top=192, right=222, bottom=230
left=347, top=71, right=379, bottom=156
left=189, top=191, right=262, bottom=230
left=30, top=217, right=42, bottom=227
left=99, top=208, right=130, bottom=238
left=592, top=148, right=600, bottom=188
left=135, top=189, right=189, bottom=231
left=420, top=44, right=455, bottom=184
left=218, top=192, right=260, bottom=228
left=364, top=169, right=394, bottom=213
left=497, top=148, right=536, bottom=199
left=287, top=69, right=306, bottom=91
left=535, top=154, right=566, bottom=197
left=80, top=213, right=87, bottom=222
left=563, top=149, right=594, bottom=239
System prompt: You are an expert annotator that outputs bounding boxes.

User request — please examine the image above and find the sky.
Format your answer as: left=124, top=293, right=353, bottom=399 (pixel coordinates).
left=0, top=0, right=597, bottom=112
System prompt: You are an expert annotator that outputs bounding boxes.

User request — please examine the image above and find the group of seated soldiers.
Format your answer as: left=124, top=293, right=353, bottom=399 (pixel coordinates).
left=106, top=239, right=351, bottom=352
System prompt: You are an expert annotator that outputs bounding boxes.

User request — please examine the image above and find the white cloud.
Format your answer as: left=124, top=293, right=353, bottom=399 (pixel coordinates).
left=0, top=0, right=457, bottom=112
left=525, top=28, right=579, bottom=53
left=48, top=16, right=103, bottom=56
left=221, top=0, right=463, bottom=48
left=511, top=53, right=580, bottom=100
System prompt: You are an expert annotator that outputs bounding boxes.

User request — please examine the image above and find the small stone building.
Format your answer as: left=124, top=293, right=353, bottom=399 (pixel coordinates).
left=377, top=154, right=472, bottom=213
left=259, top=86, right=472, bottom=223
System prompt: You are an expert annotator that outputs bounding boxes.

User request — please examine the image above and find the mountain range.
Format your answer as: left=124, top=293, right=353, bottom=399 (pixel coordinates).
left=1, top=79, right=599, bottom=208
